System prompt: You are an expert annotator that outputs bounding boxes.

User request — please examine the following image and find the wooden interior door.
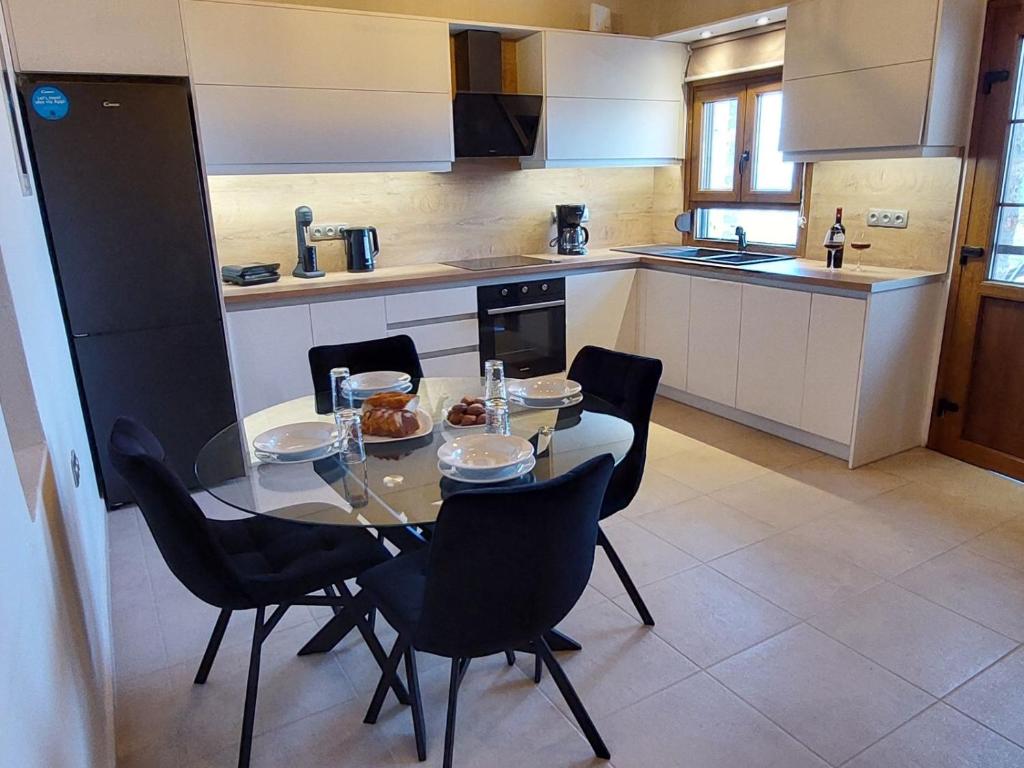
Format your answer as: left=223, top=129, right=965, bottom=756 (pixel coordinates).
left=930, top=0, right=1024, bottom=480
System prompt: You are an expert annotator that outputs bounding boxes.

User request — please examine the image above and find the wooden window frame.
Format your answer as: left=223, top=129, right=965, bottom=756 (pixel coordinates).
left=684, top=70, right=810, bottom=255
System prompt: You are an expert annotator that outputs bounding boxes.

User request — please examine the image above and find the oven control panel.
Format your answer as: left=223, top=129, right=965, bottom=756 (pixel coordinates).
left=482, top=277, right=565, bottom=307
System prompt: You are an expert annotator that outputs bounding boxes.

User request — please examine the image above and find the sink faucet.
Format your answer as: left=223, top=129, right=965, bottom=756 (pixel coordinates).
left=735, top=226, right=748, bottom=252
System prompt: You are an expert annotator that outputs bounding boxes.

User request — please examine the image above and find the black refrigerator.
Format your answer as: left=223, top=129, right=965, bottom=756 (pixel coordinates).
left=17, top=74, right=236, bottom=507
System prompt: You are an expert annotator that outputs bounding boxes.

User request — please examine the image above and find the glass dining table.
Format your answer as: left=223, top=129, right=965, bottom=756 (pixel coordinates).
left=195, top=376, right=635, bottom=654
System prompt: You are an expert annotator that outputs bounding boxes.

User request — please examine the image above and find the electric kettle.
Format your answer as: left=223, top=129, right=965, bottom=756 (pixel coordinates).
left=341, top=226, right=379, bottom=273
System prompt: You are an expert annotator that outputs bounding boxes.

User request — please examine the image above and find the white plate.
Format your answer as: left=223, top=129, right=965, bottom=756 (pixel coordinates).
left=508, top=377, right=581, bottom=400
left=510, top=393, right=584, bottom=410
left=443, top=417, right=488, bottom=430
left=438, top=455, right=536, bottom=484
left=437, top=434, right=534, bottom=472
left=252, top=422, right=339, bottom=458
left=345, top=381, right=414, bottom=400
left=362, top=408, right=434, bottom=444
left=255, top=443, right=339, bottom=464
left=343, top=370, right=412, bottom=393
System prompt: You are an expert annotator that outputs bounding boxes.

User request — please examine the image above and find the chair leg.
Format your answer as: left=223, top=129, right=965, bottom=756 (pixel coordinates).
left=404, top=648, right=427, bottom=761
left=335, top=583, right=409, bottom=706
left=533, top=645, right=542, bottom=684
left=194, top=609, right=232, bottom=684
left=504, top=649, right=516, bottom=666
left=237, top=607, right=266, bottom=768
left=365, top=637, right=407, bottom=724
left=536, top=638, right=610, bottom=760
left=443, top=658, right=465, bottom=768
left=597, top=529, right=655, bottom=626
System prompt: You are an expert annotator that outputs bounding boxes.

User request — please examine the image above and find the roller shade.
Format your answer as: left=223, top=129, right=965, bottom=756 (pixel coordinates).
left=686, top=28, right=785, bottom=82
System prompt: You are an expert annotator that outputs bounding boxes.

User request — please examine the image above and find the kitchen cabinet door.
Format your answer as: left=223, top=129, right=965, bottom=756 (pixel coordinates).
left=544, top=32, right=684, bottom=101
left=226, top=305, right=313, bottom=416
left=687, top=278, right=742, bottom=407
left=545, top=97, right=683, bottom=163
left=566, top=270, right=638, bottom=366
left=309, top=297, right=387, bottom=347
left=384, top=287, right=477, bottom=324
left=736, top=285, right=811, bottom=427
left=421, top=352, right=480, bottom=378
left=801, top=294, right=866, bottom=444
left=641, top=270, right=690, bottom=390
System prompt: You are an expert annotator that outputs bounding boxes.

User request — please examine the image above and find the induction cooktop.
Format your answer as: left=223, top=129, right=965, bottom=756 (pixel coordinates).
left=442, top=256, right=553, bottom=271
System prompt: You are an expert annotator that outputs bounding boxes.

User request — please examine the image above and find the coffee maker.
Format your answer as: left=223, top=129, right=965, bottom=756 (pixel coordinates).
left=551, top=204, right=590, bottom=256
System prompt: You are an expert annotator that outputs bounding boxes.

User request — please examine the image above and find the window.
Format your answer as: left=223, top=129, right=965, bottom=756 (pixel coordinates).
left=991, top=42, right=1024, bottom=283
left=685, top=74, right=806, bottom=252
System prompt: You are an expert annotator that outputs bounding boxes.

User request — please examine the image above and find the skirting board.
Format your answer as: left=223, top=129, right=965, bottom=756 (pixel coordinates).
left=656, top=382, right=852, bottom=463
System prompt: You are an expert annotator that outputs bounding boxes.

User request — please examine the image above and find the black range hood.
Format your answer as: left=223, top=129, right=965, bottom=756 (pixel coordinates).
left=452, top=30, right=542, bottom=158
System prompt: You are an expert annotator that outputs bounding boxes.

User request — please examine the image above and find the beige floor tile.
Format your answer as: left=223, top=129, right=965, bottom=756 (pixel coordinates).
left=967, top=517, right=1024, bottom=571
left=846, top=702, right=1024, bottom=768
left=713, top=429, right=824, bottom=471
left=947, top=647, right=1024, bottom=747
left=519, top=600, right=698, bottom=720
left=650, top=442, right=770, bottom=494
left=781, top=455, right=906, bottom=502
left=897, top=548, right=1024, bottom=640
left=614, top=566, right=798, bottom=667
left=711, top=533, right=882, bottom=618
left=789, top=504, right=958, bottom=578
left=810, top=583, right=1016, bottom=696
left=597, top=672, right=828, bottom=768
left=711, top=471, right=849, bottom=530
left=635, top=496, right=776, bottom=561
left=651, top=399, right=753, bottom=448
left=589, top=519, right=699, bottom=599
left=618, top=466, right=702, bottom=519
left=644, top=422, right=705, bottom=461
left=710, top=624, right=934, bottom=766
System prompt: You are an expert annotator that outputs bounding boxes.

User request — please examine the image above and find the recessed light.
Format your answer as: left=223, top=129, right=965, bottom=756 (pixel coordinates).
left=756, top=15, right=770, bottom=25
left=699, top=30, right=713, bottom=39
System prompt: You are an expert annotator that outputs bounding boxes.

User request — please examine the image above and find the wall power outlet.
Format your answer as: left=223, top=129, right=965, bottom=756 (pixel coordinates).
left=309, top=223, right=347, bottom=240
left=867, top=209, right=909, bottom=229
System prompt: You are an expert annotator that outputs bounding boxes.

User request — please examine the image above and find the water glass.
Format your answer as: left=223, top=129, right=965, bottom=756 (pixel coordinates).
left=484, top=359, right=507, bottom=401
left=484, top=397, right=511, bottom=436
left=335, top=408, right=366, bottom=464
left=330, top=367, right=352, bottom=412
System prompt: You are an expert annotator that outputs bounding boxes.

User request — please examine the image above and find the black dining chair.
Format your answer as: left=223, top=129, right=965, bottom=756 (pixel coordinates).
left=107, top=417, right=403, bottom=768
left=568, top=345, right=663, bottom=626
left=358, top=454, right=616, bottom=768
left=308, top=334, right=424, bottom=409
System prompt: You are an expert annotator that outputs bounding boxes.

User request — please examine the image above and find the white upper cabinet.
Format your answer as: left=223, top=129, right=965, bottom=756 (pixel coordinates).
left=182, top=0, right=453, bottom=173
left=781, top=0, right=985, bottom=161
left=521, top=31, right=685, bottom=168
left=5, top=0, right=187, bottom=75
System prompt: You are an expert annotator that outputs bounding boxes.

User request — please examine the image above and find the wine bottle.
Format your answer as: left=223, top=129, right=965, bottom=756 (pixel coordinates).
left=823, top=207, right=846, bottom=269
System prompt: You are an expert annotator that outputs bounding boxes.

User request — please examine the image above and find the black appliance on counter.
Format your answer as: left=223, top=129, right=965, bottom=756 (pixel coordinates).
left=553, top=203, right=590, bottom=256
left=478, top=277, right=566, bottom=377
left=341, top=226, right=379, bottom=272
left=17, top=74, right=237, bottom=507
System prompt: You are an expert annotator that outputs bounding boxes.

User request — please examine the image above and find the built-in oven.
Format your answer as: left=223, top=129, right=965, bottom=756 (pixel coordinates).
left=478, top=277, right=566, bottom=377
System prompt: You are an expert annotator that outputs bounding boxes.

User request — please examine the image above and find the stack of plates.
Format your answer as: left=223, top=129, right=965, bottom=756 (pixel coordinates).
left=342, top=371, right=413, bottom=400
left=252, top=422, right=339, bottom=464
left=437, top=434, right=535, bottom=484
left=507, top=377, right=583, bottom=409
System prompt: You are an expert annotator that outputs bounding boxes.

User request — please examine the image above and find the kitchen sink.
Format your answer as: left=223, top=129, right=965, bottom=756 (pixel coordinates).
left=612, top=245, right=794, bottom=266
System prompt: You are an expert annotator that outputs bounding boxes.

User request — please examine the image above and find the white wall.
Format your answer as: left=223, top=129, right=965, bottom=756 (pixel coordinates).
left=0, top=45, right=115, bottom=768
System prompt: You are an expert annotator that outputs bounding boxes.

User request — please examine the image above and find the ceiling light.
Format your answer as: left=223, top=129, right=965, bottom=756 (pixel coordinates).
left=756, top=16, right=770, bottom=25
left=699, top=30, right=713, bottom=39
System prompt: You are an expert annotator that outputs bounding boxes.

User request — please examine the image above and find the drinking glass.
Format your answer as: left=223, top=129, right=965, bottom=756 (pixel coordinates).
left=850, top=231, right=872, bottom=272
left=484, top=359, right=507, bottom=401
left=330, top=367, right=353, bottom=412
left=335, top=408, right=366, bottom=464
left=484, top=397, right=511, bottom=436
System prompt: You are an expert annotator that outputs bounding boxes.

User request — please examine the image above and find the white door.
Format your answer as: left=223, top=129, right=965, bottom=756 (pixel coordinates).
left=226, top=305, right=313, bottom=415
left=641, top=270, right=690, bottom=390
left=687, top=278, right=742, bottom=406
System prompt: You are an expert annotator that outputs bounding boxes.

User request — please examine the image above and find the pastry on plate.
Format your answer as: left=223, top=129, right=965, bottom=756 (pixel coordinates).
left=447, top=396, right=487, bottom=427
left=362, top=392, right=421, bottom=438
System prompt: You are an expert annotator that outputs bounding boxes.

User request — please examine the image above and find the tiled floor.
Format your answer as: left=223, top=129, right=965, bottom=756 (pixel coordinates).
left=110, top=398, right=1024, bottom=767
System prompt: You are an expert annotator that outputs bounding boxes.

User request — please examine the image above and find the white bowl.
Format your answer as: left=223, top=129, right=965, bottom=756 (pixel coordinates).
left=437, top=434, right=534, bottom=472
left=507, top=377, right=582, bottom=401
left=252, top=422, right=338, bottom=458
left=343, top=370, right=412, bottom=393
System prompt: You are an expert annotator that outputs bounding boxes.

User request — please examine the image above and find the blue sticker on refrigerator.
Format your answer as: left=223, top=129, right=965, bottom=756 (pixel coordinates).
left=31, top=86, right=70, bottom=121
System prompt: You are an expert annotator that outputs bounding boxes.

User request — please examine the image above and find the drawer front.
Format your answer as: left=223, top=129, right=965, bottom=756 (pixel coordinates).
left=421, top=351, right=480, bottom=378
left=385, top=287, right=477, bottom=324
left=389, top=319, right=478, bottom=355
left=309, top=297, right=387, bottom=347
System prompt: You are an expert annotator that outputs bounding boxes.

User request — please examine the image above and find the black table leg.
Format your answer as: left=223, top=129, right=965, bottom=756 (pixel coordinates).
left=297, top=608, right=359, bottom=655
left=544, top=628, right=583, bottom=652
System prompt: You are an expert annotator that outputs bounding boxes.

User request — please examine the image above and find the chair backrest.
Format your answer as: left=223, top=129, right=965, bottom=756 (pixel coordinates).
left=568, top=345, right=662, bottom=517
left=107, top=417, right=249, bottom=609
left=414, top=454, right=614, bottom=658
left=308, top=334, right=425, bottom=400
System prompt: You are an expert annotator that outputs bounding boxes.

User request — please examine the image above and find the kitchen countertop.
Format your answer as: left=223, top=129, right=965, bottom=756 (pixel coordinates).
left=220, top=247, right=946, bottom=307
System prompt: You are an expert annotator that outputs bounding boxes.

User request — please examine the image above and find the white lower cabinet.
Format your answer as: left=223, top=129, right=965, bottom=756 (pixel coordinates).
left=736, top=285, right=811, bottom=427
left=801, top=294, right=867, bottom=444
left=566, top=270, right=637, bottom=366
left=226, top=304, right=313, bottom=416
left=641, top=270, right=690, bottom=390
left=687, top=278, right=742, bottom=407
left=309, top=297, right=387, bottom=347
left=420, top=352, right=480, bottom=378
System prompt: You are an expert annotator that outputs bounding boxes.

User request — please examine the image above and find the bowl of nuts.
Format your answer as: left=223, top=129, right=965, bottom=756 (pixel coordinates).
left=446, top=396, right=488, bottom=428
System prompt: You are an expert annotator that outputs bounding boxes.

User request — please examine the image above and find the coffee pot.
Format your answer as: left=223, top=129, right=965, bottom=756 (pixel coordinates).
left=551, top=203, right=590, bottom=256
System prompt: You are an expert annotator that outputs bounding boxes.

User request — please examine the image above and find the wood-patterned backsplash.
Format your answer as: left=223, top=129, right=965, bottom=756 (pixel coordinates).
left=207, top=160, right=685, bottom=271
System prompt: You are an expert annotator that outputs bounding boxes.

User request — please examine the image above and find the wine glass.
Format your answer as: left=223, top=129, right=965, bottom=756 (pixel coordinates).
left=850, top=231, right=871, bottom=272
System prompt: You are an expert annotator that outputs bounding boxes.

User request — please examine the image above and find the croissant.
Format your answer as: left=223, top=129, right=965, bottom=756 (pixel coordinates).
left=362, top=407, right=421, bottom=438
left=363, top=392, right=418, bottom=411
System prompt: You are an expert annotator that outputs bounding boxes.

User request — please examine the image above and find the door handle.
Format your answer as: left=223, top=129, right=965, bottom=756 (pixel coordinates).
left=960, top=245, right=985, bottom=265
